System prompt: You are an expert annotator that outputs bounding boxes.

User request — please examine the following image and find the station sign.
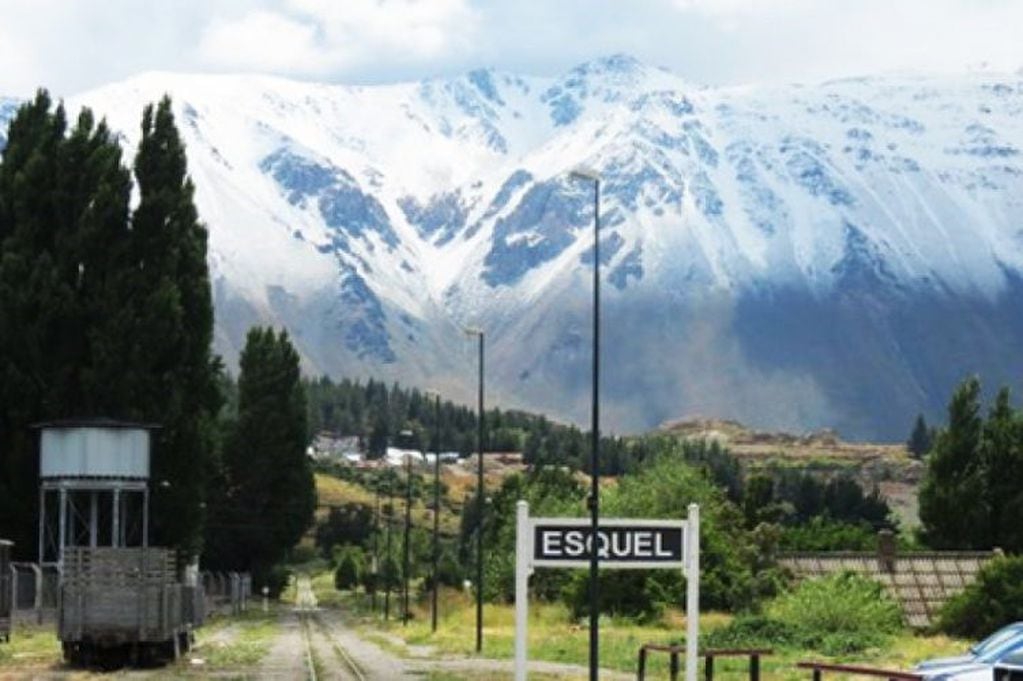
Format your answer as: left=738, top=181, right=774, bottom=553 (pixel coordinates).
left=514, top=502, right=700, bottom=681
left=531, top=519, right=685, bottom=568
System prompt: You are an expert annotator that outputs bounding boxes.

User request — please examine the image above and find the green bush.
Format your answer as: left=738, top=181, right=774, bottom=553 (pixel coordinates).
left=704, top=614, right=799, bottom=649
left=262, top=564, right=292, bottom=599
left=778, top=517, right=879, bottom=551
left=939, top=556, right=1023, bottom=638
left=767, top=572, right=902, bottom=654
left=562, top=570, right=663, bottom=621
left=334, top=547, right=364, bottom=591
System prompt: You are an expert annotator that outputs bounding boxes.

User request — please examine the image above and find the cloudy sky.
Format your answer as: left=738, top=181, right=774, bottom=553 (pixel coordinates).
left=2, top=0, right=1022, bottom=97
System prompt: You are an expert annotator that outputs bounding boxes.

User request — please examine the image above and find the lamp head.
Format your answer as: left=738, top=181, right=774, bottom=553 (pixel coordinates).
left=570, top=166, right=601, bottom=183
left=463, top=326, right=484, bottom=338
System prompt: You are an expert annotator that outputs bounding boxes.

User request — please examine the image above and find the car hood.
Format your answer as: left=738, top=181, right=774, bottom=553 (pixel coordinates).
left=919, top=663, right=988, bottom=680
left=915, top=656, right=975, bottom=671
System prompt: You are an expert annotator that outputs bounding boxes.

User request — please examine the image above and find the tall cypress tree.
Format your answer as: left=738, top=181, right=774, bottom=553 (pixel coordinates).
left=0, top=93, right=134, bottom=556
left=0, top=92, right=68, bottom=555
left=0, top=92, right=219, bottom=559
left=907, top=414, right=933, bottom=458
left=204, top=327, right=314, bottom=584
left=129, top=96, right=221, bottom=557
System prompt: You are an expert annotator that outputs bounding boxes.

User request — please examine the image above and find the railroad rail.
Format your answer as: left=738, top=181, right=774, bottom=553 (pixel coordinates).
left=295, top=575, right=368, bottom=681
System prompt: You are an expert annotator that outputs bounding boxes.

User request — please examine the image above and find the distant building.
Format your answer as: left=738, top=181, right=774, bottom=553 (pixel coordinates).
left=310, top=431, right=363, bottom=463
left=385, top=447, right=425, bottom=467
left=424, top=452, right=460, bottom=465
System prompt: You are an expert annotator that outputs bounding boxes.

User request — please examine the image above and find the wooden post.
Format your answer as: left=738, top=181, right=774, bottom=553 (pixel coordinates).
left=670, top=650, right=680, bottom=681
left=637, top=646, right=647, bottom=681
left=751, top=654, right=760, bottom=681
left=705, top=654, right=714, bottom=681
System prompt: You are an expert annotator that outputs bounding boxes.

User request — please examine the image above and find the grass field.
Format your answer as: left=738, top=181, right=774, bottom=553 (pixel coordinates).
left=315, top=576, right=968, bottom=680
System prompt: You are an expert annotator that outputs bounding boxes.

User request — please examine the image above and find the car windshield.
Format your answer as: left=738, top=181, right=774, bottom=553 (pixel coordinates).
left=995, top=649, right=1023, bottom=668
left=972, top=625, right=1023, bottom=659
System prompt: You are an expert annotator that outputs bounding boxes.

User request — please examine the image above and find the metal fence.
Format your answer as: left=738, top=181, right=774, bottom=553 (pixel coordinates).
left=201, top=571, right=251, bottom=616
left=10, top=563, right=59, bottom=623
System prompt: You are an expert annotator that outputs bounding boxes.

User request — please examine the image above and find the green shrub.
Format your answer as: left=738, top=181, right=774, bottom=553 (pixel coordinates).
left=703, top=614, right=799, bottom=649
left=561, top=570, right=664, bottom=621
left=777, top=517, right=878, bottom=551
left=262, top=564, right=292, bottom=598
left=939, top=556, right=1023, bottom=638
left=334, top=548, right=363, bottom=591
left=767, top=572, right=903, bottom=653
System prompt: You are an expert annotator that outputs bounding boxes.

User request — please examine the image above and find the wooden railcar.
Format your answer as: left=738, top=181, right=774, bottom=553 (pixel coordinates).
left=58, top=547, right=199, bottom=664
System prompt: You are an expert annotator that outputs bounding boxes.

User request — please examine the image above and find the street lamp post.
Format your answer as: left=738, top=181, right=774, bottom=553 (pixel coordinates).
left=384, top=492, right=392, bottom=621
left=426, top=390, right=442, bottom=633
left=403, top=452, right=413, bottom=625
left=571, top=166, right=601, bottom=681
left=372, top=484, right=380, bottom=612
left=464, top=326, right=485, bottom=654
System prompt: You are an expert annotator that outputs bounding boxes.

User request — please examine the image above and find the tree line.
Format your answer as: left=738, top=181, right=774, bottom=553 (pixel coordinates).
left=0, top=93, right=312, bottom=590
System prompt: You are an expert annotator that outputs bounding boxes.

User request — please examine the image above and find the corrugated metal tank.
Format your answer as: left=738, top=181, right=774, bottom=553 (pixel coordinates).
left=40, top=427, right=150, bottom=479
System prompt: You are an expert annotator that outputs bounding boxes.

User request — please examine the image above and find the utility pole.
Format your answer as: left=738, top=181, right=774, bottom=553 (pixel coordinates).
left=372, top=484, right=380, bottom=612
left=384, top=493, right=392, bottom=621
left=402, top=453, right=413, bottom=625
left=572, top=167, right=601, bottom=681
left=464, top=327, right=486, bottom=653
left=431, top=392, right=442, bottom=632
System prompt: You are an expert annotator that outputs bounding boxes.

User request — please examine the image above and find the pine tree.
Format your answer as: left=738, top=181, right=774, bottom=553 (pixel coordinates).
left=907, top=414, right=933, bottom=458
left=919, top=377, right=989, bottom=549
left=205, top=327, right=314, bottom=584
left=126, top=96, right=221, bottom=557
left=0, top=93, right=220, bottom=559
left=0, top=92, right=134, bottom=557
left=0, top=91, right=70, bottom=556
left=980, top=388, right=1023, bottom=550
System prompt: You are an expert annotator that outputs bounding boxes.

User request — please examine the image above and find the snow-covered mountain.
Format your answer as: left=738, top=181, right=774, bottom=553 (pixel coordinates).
left=4, top=54, right=1023, bottom=439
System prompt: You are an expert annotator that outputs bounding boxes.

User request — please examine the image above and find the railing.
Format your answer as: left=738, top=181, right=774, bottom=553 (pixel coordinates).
left=10, top=563, right=59, bottom=623
left=200, top=571, right=251, bottom=616
left=796, top=661, right=923, bottom=681
left=637, top=645, right=772, bottom=681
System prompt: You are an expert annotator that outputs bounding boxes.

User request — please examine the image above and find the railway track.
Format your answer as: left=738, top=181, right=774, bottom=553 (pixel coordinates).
left=296, top=576, right=368, bottom=681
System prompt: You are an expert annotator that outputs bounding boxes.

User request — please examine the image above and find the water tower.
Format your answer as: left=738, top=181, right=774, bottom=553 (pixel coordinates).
left=35, top=419, right=158, bottom=570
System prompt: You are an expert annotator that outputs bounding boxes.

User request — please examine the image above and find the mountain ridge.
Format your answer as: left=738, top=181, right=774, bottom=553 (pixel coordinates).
left=3, top=55, right=1023, bottom=440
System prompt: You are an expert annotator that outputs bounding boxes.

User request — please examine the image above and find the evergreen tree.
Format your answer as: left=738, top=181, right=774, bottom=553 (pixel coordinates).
left=334, top=547, right=363, bottom=591
left=919, top=377, right=989, bottom=549
left=979, top=388, right=1023, bottom=550
left=0, top=93, right=142, bottom=556
left=907, top=414, right=933, bottom=458
left=127, top=96, right=221, bottom=557
left=204, top=327, right=314, bottom=584
left=0, top=92, right=73, bottom=555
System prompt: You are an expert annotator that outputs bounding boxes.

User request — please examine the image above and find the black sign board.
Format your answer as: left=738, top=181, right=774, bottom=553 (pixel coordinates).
left=530, top=519, right=685, bottom=568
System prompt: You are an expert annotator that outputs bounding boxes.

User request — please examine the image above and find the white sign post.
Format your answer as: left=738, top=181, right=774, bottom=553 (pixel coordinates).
left=514, top=501, right=700, bottom=681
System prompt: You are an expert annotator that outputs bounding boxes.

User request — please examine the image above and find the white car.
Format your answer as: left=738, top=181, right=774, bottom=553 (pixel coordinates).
left=916, top=623, right=1023, bottom=681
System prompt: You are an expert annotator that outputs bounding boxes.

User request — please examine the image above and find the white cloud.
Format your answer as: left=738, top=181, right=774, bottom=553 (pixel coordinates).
left=196, top=0, right=478, bottom=76
left=197, top=10, right=324, bottom=72
left=0, top=0, right=1022, bottom=97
